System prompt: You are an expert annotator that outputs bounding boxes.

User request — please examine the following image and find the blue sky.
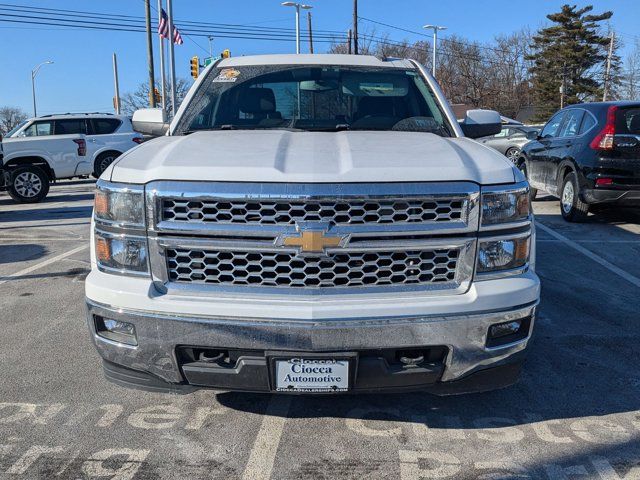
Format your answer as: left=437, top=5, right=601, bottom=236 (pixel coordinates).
left=1, top=0, right=638, bottom=116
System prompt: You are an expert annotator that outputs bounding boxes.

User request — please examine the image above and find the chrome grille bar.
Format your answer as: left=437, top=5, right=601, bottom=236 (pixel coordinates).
left=145, top=181, right=480, bottom=296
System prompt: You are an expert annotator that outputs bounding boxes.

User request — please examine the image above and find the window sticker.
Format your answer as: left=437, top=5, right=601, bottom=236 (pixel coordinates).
left=213, top=68, right=241, bottom=83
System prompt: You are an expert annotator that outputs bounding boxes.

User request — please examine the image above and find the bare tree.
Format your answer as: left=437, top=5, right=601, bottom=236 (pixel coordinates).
left=0, top=106, right=28, bottom=135
left=621, top=39, right=640, bottom=100
left=121, top=79, right=191, bottom=115
left=326, top=28, right=534, bottom=119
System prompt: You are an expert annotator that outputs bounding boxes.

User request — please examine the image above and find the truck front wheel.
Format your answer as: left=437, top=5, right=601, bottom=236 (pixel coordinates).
left=7, top=165, right=50, bottom=203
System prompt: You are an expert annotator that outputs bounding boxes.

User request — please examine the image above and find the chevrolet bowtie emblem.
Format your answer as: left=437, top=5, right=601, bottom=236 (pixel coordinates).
left=282, top=230, right=344, bottom=253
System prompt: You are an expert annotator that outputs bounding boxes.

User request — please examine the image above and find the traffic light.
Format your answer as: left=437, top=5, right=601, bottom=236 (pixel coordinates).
left=153, top=88, right=161, bottom=104
left=221, top=49, right=231, bottom=59
left=190, top=56, right=199, bottom=79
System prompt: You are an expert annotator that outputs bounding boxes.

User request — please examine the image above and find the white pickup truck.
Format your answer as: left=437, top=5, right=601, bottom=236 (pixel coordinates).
left=1, top=113, right=142, bottom=203
left=85, top=54, right=540, bottom=395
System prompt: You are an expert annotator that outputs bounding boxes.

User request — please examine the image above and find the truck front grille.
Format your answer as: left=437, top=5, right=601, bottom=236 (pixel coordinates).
left=161, top=198, right=465, bottom=226
left=166, top=247, right=459, bottom=289
left=147, top=181, right=480, bottom=296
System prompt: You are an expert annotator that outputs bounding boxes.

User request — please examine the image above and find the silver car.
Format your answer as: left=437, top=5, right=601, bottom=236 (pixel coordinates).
left=477, top=125, right=539, bottom=162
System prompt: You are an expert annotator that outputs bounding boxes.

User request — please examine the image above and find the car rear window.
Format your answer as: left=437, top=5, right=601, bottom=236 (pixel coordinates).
left=91, top=118, right=122, bottom=135
left=616, top=107, right=640, bottom=134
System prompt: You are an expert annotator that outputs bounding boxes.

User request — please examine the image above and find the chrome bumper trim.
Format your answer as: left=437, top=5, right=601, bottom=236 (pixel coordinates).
left=86, top=298, right=537, bottom=384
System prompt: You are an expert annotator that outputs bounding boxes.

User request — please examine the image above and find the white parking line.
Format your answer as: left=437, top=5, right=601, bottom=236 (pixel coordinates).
left=241, top=396, right=292, bottom=480
left=0, top=244, right=88, bottom=286
left=536, top=221, right=640, bottom=288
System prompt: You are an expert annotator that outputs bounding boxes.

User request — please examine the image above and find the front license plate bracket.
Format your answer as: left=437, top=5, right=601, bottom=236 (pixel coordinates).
left=267, top=351, right=358, bottom=393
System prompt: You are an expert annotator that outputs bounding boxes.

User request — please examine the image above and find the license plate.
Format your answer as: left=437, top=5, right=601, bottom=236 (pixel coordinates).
left=274, top=358, right=350, bottom=392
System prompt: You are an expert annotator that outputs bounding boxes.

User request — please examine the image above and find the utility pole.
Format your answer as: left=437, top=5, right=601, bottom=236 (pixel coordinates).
left=208, top=36, right=214, bottom=58
left=157, top=0, right=166, bottom=112
left=560, top=62, right=567, bottom=109
left=352, top=0, right=358, bottom=55
left=347, top=29, right=352, bottom=54
left=167, top=0, right=177, bottom=117
left=144, top=0, right=156, bottom=107
left=112, top=53, right=121, bottom=114
left=307, top=11, right=314, bottom=54
left=603, top=31, right=615, bottom=101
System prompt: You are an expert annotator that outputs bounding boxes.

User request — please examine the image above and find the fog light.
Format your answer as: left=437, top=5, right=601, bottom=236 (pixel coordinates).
left=490, top=320, right=521, bottom=339
left=486, top=316, right=531, bottom=348
left=95, top=316, right=138, bottom=346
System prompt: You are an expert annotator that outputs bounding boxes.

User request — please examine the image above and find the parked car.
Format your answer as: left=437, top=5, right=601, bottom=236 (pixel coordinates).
left=85, top=54, right=539, bottom=395
left=477, top=124, right=540, bottom=161
left=0, top=113, right=143, bottom=203
left=518, top=101, right=640, bottom=221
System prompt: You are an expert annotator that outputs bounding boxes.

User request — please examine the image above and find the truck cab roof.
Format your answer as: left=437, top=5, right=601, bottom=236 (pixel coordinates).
left=216, top=54, right=415, bottom=70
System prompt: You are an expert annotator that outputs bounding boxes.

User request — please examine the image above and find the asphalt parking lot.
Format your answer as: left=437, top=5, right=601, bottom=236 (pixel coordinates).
left=1, top=180, right=639, bottom=480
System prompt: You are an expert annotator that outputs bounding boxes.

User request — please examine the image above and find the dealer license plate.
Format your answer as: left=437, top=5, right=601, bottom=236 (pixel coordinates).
left=274, top=358, right=350, bottom=392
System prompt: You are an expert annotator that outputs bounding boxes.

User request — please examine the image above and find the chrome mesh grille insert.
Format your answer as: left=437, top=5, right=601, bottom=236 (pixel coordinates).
left=161, top=198, right=465, bottom=226
left=166, top=248, right=459, bottom=288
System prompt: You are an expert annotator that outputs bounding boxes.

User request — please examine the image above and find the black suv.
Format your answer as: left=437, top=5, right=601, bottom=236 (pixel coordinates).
left=518, top=101, right=640, bottom=221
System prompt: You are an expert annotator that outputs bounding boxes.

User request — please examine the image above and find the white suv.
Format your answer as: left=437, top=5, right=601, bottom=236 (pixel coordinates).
left=1, top=113, right=143, bottom=202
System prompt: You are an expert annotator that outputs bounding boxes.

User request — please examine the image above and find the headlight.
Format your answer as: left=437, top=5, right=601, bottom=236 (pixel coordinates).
left=481, top=184, right=530, bottom=227
left=95, top=231, right=149, bottom=275
left=477, top=235, right=530, bottom=274
left=94, top=180, right=145, bottom=227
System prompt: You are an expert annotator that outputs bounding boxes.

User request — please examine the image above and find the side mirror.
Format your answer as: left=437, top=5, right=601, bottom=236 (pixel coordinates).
left=132, top=108, right=169, bottom=137
left=459, top=109, right=502, bottom=139
left=525, top=130, right=539, bottom=140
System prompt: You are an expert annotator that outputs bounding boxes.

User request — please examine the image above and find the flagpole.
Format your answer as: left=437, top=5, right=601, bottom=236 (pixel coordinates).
left=144, top=0, right=156, bottom=107
left=166, top=0, right=177, bottom=118
left=157, top=0, right=166, bottom=112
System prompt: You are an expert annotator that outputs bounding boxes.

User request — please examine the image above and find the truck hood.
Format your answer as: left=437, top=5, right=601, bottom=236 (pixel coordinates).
left=108, top=130, right=515, bottom=185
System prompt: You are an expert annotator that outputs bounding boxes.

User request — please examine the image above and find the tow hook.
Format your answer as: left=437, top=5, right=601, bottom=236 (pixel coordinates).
left=399, top=354, right=425, bottom=367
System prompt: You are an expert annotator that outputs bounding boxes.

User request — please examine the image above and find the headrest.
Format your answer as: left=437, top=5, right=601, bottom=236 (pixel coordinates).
left=239, top=88, right=276, bottom=114
left=356, top=96, right=396, bottom=117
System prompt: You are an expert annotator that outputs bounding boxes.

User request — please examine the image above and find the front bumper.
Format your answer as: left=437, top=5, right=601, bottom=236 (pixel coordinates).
left=86, top=297, right=538, bottom=394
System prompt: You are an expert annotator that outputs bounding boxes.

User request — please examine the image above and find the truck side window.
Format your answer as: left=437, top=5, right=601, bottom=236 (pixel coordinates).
left=54, top=119, right=87, bottom=135
left=540, top=112, right=565, bottom=138
left=558, top=110, right=584, bottom=137
left=92, top=119, right=122, bottom=135
left=23, top=121, right=54, bottom=137
left=578, top=112, right=596, bottom=135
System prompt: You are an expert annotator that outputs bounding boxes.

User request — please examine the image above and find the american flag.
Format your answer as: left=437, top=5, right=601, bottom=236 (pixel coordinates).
left=158, top=8, right=183, bottom=45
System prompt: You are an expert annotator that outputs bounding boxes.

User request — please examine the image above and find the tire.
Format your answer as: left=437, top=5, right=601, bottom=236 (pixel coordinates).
left=560, top=172, right=589, bottom=222
left=7, top=165, right=50, bottom=203
left=517, top=160, right=537, bottom=201
left=505, top=147, right=521, bottom=162
left=93, top=151, right=121, bottom=178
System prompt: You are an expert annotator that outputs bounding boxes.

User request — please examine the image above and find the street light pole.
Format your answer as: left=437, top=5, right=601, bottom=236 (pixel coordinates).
left=281, top=2, right=312, bottom=54
left=31, top=60, right=53, bottom=117
left=423, top=24, right=447, bottom=78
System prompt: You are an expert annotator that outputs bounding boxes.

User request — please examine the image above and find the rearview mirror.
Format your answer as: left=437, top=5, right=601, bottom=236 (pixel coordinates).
left=459, top=109, right=502, bottom=139
left=132, top=108, right=169, bottom=137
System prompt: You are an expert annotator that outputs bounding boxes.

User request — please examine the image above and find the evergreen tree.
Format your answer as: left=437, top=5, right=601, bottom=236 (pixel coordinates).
left=527, top=4, right=613, bottom=121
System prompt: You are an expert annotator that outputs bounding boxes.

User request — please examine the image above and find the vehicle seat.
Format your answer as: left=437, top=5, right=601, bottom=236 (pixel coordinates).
left=239, top=88, right=282, bottom=122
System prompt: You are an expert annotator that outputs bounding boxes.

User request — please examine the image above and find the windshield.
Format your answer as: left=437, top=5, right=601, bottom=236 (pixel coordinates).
left=5, top=120, right=28, bottom=138
left=175, top=64, right=453, bottom=136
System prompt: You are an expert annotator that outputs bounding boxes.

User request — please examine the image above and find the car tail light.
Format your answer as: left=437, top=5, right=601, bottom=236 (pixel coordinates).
left=596, top=177, right=613, bottom=186
left=590, top=106, right=618, bottom=150
left=132, top=137, right=144, bottom=144
left=73, top=138, right=87, bottom=156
